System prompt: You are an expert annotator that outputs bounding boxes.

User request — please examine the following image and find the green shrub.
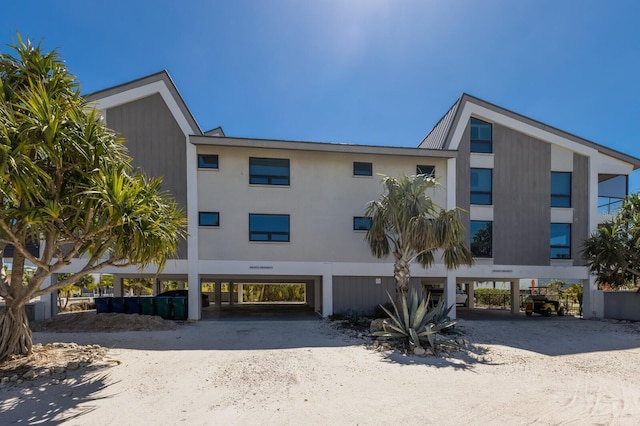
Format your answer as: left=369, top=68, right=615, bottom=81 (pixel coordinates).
left=474, top=288, right=511, bottom=307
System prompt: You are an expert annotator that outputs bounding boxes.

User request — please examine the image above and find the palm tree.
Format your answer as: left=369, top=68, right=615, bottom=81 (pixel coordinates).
left=365, top=174, right=474, bottom=295
left=583, top=194, right=640, bottom=289
left=0, top=36, right=187, bottom=361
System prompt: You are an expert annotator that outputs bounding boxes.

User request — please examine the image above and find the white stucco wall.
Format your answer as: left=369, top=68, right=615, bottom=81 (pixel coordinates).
left=196, top=145, right=449, bottom=263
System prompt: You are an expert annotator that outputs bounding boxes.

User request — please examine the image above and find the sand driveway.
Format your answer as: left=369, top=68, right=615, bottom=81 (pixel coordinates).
left=2, top=313, right=640, bottom=425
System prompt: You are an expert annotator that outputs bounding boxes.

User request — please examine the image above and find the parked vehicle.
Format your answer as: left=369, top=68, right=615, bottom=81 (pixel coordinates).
left=156, top=290, right=210, bottom=307
left=524, top=294, right=565, bottom=317
left=456, top=289, right=468, bottom=307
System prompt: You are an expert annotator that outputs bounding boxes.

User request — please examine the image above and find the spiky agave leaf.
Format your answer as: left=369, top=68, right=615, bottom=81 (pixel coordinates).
left=408, top=327, right=420, bottom=348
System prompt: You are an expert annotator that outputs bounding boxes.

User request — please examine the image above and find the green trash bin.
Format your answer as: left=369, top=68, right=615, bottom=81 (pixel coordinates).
left=172, top=297, right=188, bottom=320
left=154, top=296, right=172, bottom=320
left=139, top=297, right=155, bottom=316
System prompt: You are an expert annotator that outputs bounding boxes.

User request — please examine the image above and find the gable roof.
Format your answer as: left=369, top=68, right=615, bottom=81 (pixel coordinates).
left=84, top=70, right=202, bottom=136
left=420, top=93, right=640, bottom=169
left=419, top=97, right=461, bottom=150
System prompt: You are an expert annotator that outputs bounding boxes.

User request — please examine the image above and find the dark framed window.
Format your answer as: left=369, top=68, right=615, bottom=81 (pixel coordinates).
left=550, top=223, right=571, bottom=259
left=470, top=117, right=492, bottom=153
left=353, top=162, right=373, bottom=176
left=353, top=217, right=372, bottom=231
left=199, top=212, right=220, bottom=227
left=198, top=154, right=219, bottom=169
left=3, top=241, right=40, bottom=258
left=470, top=168, right=492, bottom=205
left=416, top=165, right=435, bottom=177
left=249, top=214, right=290, bottom=242
left=249, top=157, right=290, bottom=185
left=470, top=221, right=492, bottom=258
left=551, top=172, right=572, bottom=208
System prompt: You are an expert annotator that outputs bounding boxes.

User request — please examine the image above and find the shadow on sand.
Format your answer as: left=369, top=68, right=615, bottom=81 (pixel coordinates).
left=0, top=369, right=115, bottom=425
left=457, top=308, right=640, bottom=357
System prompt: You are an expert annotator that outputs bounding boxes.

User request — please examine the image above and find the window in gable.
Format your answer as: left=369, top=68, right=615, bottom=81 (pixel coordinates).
left=551, top=172, right=571, bottom=208
left=470, top=117, right=492, bottom=153
left=470, top=168, right=492, bottom=205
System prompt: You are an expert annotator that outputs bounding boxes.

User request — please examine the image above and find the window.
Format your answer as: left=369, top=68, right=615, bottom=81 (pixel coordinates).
left=199, top=212, right=220, bottom=227
left=551, top=172, right=571, bottom=208
left=249, top=157, right=290, bottom=185
left=470, top=221, right=492, bottom=258
left=198, top=154, right=219, bottom=169
left=550, top=223, right=571, bottom=259
left=353, top=217, right=372, bottom=231
left=416, top=165, right=435, bottom=177
left=353, top=162, right=373, bottom=176
left=249, top=214, right=290, bottom=242
left=598, top=175, right=628, bottom=214
left=470, top=117, right=492, bottom=153
left=470, top=168, right=492, bottom=205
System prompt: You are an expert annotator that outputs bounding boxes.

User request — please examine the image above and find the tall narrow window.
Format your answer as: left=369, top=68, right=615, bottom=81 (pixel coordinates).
left=353, top=162, right=373, bottom=176
left=198, top=154, right=219, bottom=169
left=470, top=168, right=492, bottom=205
left=470, top=118, right=492, bottom=153
left=353, top=217, right=372, bottom=231
left=550, top=223, right=571, bottom=259
left=551, top=172, right=572, bottom=208
left=249, top=158, right=290, bottom=185
left=249, top=214, right=290, bottom=242
left=416, top=165, right=435, bottom=177
left=470, top=221, right=492, bottom=258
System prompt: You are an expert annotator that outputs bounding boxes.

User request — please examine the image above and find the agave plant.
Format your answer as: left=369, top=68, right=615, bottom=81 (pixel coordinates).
left=373, top=288, right=461, bottom=354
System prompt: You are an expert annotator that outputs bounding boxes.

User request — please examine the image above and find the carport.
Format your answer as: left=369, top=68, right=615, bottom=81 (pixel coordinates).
left=199, top=276, right=322, bottom=318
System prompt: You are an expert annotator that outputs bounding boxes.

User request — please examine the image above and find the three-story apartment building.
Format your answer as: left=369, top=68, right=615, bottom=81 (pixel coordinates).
left=54, top=70, right=638, bottom=320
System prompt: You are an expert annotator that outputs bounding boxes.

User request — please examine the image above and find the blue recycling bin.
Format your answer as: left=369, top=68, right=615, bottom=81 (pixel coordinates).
left=125, top=297, right=141, bottom=314
left=95, top=297, right=112, bottom=314
left=111, top=297, right=126, bottom=313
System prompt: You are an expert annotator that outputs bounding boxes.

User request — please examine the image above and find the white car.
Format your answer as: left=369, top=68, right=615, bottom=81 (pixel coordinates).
left=456, top=289, right=468, bottom=306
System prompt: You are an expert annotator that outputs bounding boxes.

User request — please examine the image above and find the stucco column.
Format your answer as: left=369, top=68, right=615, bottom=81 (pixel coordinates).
left=582, top=276, right=598, bottom=318
left=321, top=263, right=333, bottom=317
left=215, top=281, right=222, bottom=307
left=188, top=275, right=201, bottom=321
left=445, top=272, right=457, bottom=319
left=467, top=282, right=475, bottom=308
left=112, top=275, right=124, bottom=297
left=510, top=280, right=520, bottom=314
left=42, top=274, right=57, bottom=319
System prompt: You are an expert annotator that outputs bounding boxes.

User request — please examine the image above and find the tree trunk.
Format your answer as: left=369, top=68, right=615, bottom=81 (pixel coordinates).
left=393, top=251, right=410, bottom=296
left=0, top=302, right=33, bottom=362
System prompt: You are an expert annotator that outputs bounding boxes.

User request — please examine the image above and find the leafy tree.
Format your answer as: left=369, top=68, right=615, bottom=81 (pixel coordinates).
left=365, top=174, right=474, bottom=296
left=583, top=193, right=640, bottom=289
left=0, top=36, right=187, bottom=361
left=56, top=273, right=94, bottom=311
left=123, top=278, right=154, bottom=296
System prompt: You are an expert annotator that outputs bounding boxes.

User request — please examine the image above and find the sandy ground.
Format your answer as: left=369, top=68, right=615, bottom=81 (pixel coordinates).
left=2, top=312, right=640, bottom=425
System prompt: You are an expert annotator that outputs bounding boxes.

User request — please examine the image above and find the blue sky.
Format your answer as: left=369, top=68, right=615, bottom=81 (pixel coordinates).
left=2, top=1, right=640, bottom=189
